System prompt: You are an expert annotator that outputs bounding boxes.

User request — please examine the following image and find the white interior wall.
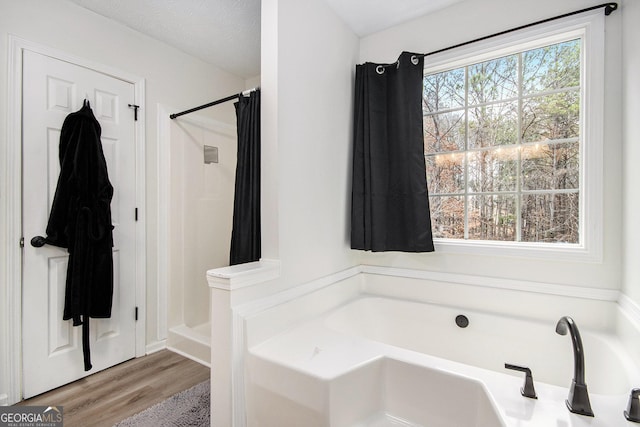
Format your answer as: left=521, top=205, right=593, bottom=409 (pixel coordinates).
left=622, top=0, right=640, bottom=305
left=357, top=0, right=625, bottom=294
left=0, top=0, right=245, bottom=402
left=245, top=75, right=262, bottom=91
left=246, top=0, right=360, bottom=304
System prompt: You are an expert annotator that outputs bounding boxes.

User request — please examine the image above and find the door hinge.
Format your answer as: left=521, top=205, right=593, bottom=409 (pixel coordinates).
left=135, top=208, right=138, bottom=221
left=19, top=237, right=24, bottom=248
left=128, top=103, right=140, bottom=121
left=135, top=306, right=139, bottom=321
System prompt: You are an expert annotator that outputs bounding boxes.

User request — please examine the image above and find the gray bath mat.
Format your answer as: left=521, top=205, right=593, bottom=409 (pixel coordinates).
left=114, top=380, right=210, bottom=427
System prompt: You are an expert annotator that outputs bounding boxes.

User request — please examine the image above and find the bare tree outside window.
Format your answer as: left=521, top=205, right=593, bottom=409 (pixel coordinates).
left=424, top=39, right=581, bottom=244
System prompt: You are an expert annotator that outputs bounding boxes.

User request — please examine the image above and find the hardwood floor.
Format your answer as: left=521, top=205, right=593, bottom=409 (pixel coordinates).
left=16, top=350, right=210, bottom=427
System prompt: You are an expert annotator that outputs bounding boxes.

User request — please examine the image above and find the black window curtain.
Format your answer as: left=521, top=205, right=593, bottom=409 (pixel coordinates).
left=351, top=52, right=434, bottom=252
left=230, top=89, right=261, bottom=265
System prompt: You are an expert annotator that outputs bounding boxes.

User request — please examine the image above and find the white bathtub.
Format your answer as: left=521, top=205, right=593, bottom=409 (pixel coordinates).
left=247, top=294, right=640, bottom=427
left=324, top=297, right=636, bottom=395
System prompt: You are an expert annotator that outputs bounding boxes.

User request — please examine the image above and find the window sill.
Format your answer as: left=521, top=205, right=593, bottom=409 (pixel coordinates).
left=433, top=238, right=602, bottom=263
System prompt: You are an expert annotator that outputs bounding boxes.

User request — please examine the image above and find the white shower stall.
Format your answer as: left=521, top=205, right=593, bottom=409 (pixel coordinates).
left=166, top=112, right=237, bottom=365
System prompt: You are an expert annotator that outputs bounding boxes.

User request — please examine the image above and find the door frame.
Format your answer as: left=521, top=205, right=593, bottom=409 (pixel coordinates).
left=3, top=35, right=146, bottom=404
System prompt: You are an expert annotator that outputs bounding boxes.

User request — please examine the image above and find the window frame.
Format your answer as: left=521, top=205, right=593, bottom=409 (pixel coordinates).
left=423, top=11, right=604, bottom=262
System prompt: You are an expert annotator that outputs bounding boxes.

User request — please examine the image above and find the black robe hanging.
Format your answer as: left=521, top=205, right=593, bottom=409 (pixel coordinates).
left=45, top=100, right=114, bottom=371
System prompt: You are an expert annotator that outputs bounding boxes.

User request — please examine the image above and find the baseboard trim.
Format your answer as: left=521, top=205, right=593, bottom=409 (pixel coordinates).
left=145, top=340, right=166, bottom=355
left=166, top=346, right=211, bottom=368
left=169, top=325, right=211, bottom=347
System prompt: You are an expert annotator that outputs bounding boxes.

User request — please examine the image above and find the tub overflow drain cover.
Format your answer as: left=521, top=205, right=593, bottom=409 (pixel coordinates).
left=455, top=315, right=469, bottom=328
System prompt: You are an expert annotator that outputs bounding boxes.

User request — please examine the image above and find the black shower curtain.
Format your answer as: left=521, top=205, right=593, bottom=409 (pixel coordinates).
left=230, top=90, right=261, bottom=265
left=351, top=52, right=434, bottom=252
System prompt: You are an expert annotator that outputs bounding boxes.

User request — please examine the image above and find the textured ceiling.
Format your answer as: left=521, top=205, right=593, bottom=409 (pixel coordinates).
left=67, top=0, right=461, bottom=79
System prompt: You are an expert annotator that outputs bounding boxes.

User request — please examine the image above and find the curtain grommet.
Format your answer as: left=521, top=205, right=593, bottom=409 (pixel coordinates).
left=411, top=55, right=419, bottom=65
left=376, top=65, right=385, bottom=75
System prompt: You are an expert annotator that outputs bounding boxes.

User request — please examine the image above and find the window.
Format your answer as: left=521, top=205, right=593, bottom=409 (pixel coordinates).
left=421, top=13, right=604, bottom=261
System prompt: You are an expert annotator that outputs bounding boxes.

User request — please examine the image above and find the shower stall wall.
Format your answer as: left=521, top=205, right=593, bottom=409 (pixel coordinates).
left=167, top=114, right=237, bottom=366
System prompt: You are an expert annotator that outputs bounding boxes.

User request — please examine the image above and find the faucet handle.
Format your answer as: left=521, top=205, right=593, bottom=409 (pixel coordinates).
left=625, top=388, right=640, bottom=423
left=505, top=363, right=538, bottom=399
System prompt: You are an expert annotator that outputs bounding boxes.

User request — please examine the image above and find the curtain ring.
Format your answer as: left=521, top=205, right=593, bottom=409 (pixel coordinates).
left=396, top=60, right=400, bottom=69
left=411, top=55, right=419, bottom=65
left=376, top=65, right=385, bottom=75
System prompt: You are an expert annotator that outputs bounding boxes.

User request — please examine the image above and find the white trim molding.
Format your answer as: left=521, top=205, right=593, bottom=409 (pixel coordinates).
left=133, top=76, right=147, bottom=359
left=3, top=35, right=146, bottom=404
left=361, top=265, right=620, bottom=302
left=2, top=34, right=25, bottom=407
left=145, top=340, right=167, bottom=355
left=231, top=309, right=247, bottom=427
left=207, top=259, right=281, bottom=291
left=619, top=293, right=640, bottom=326
left=156, top=104, right=171, bottom=342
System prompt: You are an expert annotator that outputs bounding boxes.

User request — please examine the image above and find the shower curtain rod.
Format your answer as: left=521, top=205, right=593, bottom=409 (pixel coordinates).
left=170, top=87, right=259, bottom=119
left=376, top=2, right=618, bottom=73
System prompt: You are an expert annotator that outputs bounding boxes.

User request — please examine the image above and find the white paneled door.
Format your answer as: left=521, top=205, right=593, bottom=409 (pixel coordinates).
left=22, top=50, right=137, bottom=398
